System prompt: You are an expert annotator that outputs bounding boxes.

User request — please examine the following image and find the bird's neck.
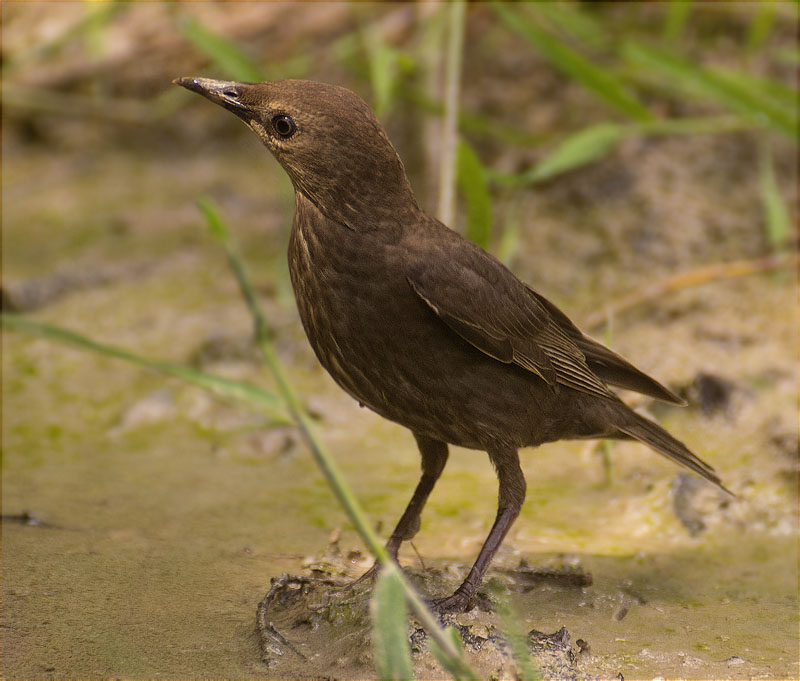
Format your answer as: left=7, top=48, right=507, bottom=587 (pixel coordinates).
left=293, top=189, right=412, bottom=242
left=295, top=180, right=419, bottom=233
left=287, top=141, right=420, bottom=232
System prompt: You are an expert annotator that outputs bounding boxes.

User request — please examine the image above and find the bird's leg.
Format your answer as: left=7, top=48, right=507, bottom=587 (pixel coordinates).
left=431, top=445, right=526, bottom=613
left=388, top=434, right=450, bottom=554
left=348, top=434, right=449, bottom=585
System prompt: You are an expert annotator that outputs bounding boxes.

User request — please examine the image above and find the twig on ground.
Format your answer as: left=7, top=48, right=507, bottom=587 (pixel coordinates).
left=584, top=253, right=798, bottom=332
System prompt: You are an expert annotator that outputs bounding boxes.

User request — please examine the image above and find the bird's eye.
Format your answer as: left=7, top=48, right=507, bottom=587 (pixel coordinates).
left=271, top=114, right=296, bottom=139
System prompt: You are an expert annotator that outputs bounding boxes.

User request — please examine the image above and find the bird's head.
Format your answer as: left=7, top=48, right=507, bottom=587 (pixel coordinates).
left=174, top=77, right=417, bottom=228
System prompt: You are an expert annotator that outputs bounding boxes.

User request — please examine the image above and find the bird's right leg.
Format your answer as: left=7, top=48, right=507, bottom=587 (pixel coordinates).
left=385, top=434, right=449, bottom=558
left=349, top=433, right=449, bottom=585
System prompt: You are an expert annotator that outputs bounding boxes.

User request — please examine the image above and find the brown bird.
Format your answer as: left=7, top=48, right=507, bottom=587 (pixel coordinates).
left=174, top=77, right=728, bottom=612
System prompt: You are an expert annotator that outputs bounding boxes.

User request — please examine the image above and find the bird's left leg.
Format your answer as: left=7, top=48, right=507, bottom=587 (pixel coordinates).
left=431, top=444, right=526, bottom=612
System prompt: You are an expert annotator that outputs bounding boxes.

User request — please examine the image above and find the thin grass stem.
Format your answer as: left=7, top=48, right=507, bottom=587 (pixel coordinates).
left=199, top=199, right=477, bottom=679
left=436, top=0, right=466, bottom=226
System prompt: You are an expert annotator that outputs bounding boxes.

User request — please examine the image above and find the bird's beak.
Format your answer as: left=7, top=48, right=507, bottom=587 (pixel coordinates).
left=173, top=76, right=251, bottom=117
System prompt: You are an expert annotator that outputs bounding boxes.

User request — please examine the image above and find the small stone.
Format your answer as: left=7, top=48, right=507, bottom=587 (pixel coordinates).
left=114, top=388, right=175, bottom=431
left=612, top=596, right=633, bottom=621
left=726, top=656, right=748, bottom=665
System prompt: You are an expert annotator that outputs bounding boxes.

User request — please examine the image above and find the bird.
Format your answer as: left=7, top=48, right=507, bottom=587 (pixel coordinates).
left=174, top=77, right=728, bottom=613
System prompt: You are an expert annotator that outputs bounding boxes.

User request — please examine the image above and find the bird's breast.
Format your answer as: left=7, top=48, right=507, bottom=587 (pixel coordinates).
left=288, top=195, right=418, bottom=409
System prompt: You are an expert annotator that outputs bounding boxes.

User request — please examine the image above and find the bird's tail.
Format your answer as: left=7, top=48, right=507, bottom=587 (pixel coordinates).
left=618, top=412, right=732, bottom=495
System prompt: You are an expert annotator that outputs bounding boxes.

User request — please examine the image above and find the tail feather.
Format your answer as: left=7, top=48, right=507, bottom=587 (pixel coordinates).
left=578, top=339, right=687, bottom=406
left=526, top=288, right=687, bottom=405
left=618, top=413, right=732, bottom=495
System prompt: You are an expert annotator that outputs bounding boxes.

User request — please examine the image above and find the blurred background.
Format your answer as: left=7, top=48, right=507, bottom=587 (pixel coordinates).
left=2, top=2, right=798, bottom=679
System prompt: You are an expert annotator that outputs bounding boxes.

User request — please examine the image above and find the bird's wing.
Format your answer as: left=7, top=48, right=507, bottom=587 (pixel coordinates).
left=526, top=289, right=686, bottom=405
left=406, top=237, right=615, bottom=400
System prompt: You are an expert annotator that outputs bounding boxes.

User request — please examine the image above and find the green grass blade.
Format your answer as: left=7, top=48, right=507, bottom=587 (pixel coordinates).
left=622, top=41, right=797, bottom=138
left=528, top=2, right=607, bottom=51
left=200, top=198, right=378, bottom=542
left=521, top=123, right=624, bottom=185
left=199, top=199, right=477, bottom=678
left=362, top=25, right=401, bottom=118
left=777, top=47, right=800, bottom=65
left=5, top=2, right=125, bottom=70
left=369, top=43, right=397, bottom=118
left=663, top=1, right=693, bottom=43
left=371, top=570, right=415, bottom=680
left=758, top=144, right=792, bottom=253
left=437, top=0, right=467, bottom=227
left=747, top=2, right=776, bottom=53
left=83, top=2, right=121, bottom=58
left=428, top=626, right=474, bottom=681
left=489, top=583, right=541, bottom=681
left=632, top=115, right=760, bottom=136
left=714, top=67, right=799, bottom=112
left=491, top=2, right=652, bottom=122
left=457, top=140, right=493, bottom=248
left=178, top=15, right=263, bottom=82
left=708, top=67, right=798, bottom=137
left=0, top=314, right=289, bottom=421
left=402, top=89, right=544, bottom=147
left=197, top=197, right=231, bottom=242
left=200, top=198, right=270, bottom=345
left=488, top=115, right=762, bottom=188
left=497, top=201, right=521, bottom=267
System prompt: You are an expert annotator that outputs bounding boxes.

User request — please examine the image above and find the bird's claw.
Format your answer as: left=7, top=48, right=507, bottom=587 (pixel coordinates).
left=332, top=561, right=382, bottom=593
left=427, top=590, right=475, bottom=614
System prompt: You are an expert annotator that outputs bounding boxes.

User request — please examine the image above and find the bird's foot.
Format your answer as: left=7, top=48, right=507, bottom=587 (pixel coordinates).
left=428, top=588, right=475, bottom=614
left=333, top=561, right=382, bottom=593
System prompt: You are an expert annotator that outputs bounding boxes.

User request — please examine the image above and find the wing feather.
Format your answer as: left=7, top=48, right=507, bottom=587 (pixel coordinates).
left=405, top=224, right=679, bottom=403
left=406, top=246, right=614, bottom=399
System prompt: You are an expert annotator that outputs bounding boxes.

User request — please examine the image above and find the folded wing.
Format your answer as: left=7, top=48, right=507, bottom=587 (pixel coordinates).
left=406, top=232, right=683, bottom=404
